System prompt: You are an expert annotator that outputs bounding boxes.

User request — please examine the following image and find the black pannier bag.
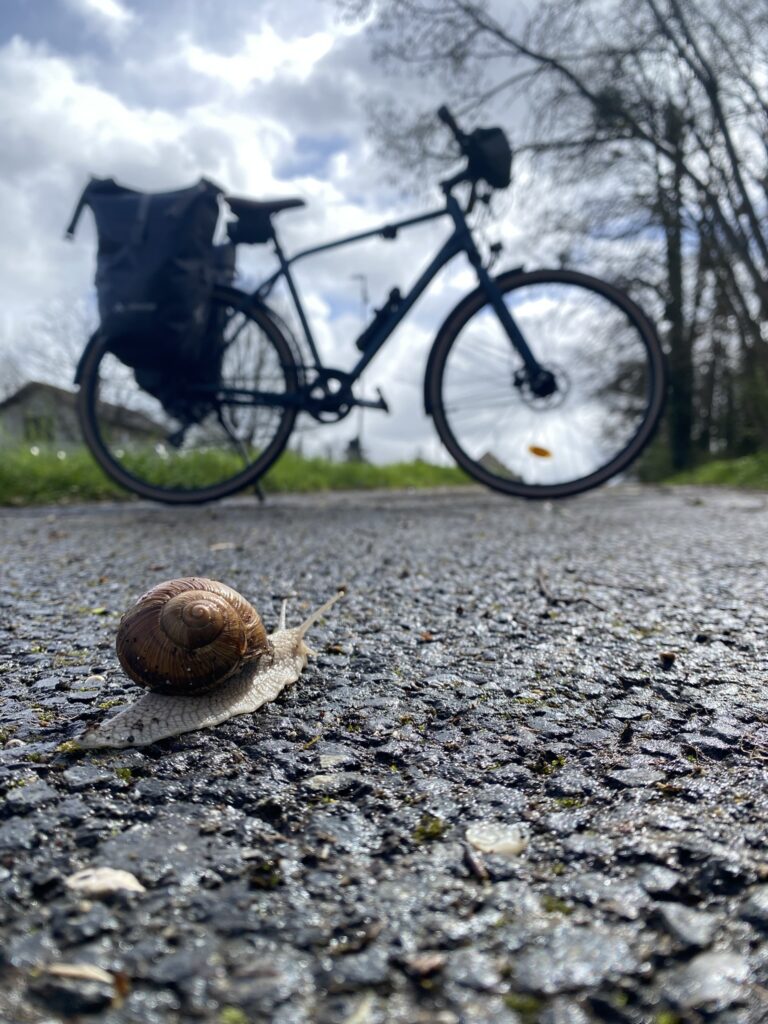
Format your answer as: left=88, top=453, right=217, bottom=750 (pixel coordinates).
left=132, top=241, right=237, bottom=422
left=66, top=177, right=223, bottom=372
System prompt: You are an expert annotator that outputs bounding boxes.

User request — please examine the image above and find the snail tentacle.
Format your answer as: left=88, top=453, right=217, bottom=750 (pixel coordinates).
left=295, top=589, right=346, bottom=639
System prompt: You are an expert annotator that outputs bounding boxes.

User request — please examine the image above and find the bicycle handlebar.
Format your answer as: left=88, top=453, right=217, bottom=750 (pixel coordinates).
left=437, top=104, right=511, bottom=205
left=437, top=105, right=466, bottom=146
left=438, top=106, right=473, bottom=202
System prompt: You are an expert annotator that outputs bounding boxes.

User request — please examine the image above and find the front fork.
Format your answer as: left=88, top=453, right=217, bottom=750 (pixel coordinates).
left=473, top=259, right=557, bottom=399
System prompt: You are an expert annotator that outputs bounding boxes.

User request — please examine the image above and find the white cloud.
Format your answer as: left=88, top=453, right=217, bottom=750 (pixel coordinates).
left=184, top=26, right=335, bottom=92
left=63, top=0, right=137, bottom=37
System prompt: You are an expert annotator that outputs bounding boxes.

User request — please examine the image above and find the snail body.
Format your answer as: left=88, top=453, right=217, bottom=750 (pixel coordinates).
left=78, top=579, right=343, bottom=749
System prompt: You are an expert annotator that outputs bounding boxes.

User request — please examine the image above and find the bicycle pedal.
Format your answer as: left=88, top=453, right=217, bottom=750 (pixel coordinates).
left=374, top=387, right=389, bottom=413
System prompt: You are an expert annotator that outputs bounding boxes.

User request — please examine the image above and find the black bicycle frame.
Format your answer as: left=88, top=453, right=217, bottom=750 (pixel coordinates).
left=253, top=192, right=543, bottom=387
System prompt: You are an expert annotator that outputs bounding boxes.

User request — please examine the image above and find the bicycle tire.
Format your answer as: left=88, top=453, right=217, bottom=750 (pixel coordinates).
left=77, top=287, right=299, bottom=504
left=426, top=268, right=666, bottom=499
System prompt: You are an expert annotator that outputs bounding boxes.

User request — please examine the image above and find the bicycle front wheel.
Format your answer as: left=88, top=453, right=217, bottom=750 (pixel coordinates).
left=427, top=269, right=666, bottom=499
left=77, top=289, right=299, bottom=504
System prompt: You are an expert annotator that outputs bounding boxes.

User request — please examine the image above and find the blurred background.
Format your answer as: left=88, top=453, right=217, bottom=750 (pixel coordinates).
left=0, top=0, right=765, bottom=483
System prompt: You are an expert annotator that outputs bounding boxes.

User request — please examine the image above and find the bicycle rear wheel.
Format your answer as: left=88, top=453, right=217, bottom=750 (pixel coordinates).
left=427, top=268, right=666, bottom=499
left=77, top=288, right=299, bottom=504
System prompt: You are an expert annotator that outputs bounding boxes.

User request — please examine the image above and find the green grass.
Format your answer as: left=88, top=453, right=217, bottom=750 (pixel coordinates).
left=0, top=446, right=472, bottom=506
left=6, top=443, right=767, bottom=506
left=262, top=451, right=470, bottom=493
left=666, top=452, right=768, bottom=490
left=0, top=447, right=126, bottom=505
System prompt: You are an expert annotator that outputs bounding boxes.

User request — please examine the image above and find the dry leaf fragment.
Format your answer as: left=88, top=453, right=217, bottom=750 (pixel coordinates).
left=46, top=963, right=114, bottom=985
left=113, top=971, right=132, bottom=999
left=64, top=867, right=146, bottom=897
left=403, top=952, right=446, bottom=977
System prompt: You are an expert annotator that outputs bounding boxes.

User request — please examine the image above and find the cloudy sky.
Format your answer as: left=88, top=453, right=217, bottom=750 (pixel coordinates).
left=0, top=0, right=532, bottom=462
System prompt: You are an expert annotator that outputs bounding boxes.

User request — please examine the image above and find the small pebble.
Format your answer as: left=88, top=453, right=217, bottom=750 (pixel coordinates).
left=662, top=951, right=749, bottom=1009
left=465, top=822, right=528, bottom=857
left=658, top=903, right=717, bottom=948
left=740, top=885, right=768, bottom=927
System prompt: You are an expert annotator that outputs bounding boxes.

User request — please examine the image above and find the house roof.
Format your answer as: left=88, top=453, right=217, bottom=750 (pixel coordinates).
left=0, top=380, right=76, bottom=414
left=0, top=380, right=163, bottom=438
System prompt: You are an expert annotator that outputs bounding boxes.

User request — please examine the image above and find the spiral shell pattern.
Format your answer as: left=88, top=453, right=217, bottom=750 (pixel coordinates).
left=115, top=577, right=270, bottom=695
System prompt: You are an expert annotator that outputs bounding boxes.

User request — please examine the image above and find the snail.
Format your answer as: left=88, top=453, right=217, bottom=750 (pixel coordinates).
left=77, top=577, right=344, bottom=749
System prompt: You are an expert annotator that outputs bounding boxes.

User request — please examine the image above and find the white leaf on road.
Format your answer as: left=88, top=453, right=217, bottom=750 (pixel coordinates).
left=64, top=866, right=146, bottom=896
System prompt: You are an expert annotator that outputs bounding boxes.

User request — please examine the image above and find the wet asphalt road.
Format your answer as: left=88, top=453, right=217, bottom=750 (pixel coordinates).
left=0, top=484, right=767, bottom=1024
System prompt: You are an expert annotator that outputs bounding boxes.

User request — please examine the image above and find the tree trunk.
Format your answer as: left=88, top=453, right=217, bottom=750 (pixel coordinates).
left=660, top=106, right=694, bottom=470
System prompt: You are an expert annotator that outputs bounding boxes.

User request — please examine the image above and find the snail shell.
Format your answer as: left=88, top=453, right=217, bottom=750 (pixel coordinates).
left=115, top=577, right=271, bottom=696
left=78, top=584, right=344, bottom=750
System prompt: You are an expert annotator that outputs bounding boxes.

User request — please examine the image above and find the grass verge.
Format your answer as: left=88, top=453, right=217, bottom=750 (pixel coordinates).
left=666, top=452, right=768, bottom=490
left=0, top=447, right=472, bottom=506
left=262, top=451, right=470, bottom=493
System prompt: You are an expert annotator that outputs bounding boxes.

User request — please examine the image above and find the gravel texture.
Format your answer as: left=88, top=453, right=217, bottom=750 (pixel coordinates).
left=0, top=484, right=767, bottom=1023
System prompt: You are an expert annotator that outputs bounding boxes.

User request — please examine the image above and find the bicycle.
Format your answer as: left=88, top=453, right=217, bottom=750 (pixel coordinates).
left=75, top=106, right=666, bottom=505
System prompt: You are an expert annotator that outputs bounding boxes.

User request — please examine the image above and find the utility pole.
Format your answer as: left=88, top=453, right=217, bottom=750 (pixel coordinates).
left=349, top=274, right=369, bottom=462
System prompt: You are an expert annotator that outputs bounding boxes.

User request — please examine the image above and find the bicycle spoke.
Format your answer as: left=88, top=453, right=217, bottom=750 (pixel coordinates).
left=440, top=385, right=519, bottom=409
left=440, top=396, right=522, bottom=420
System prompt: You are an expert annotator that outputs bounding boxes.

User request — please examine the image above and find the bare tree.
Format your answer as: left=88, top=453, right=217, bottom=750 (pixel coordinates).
left=343, top=0, right=768, bottom=469
left=0, top=298, right=97, bottom=399
left=0, top=333, right=26, bottom=402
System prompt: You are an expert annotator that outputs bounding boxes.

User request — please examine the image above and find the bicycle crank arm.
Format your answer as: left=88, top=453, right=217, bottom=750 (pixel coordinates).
left=353, top=388, right=389, bottom=412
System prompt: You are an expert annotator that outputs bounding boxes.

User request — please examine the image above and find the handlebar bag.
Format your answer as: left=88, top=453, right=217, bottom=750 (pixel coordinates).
left=467, top=127, right=512, bottom=189
left=67, top=177, right=223, bottom=371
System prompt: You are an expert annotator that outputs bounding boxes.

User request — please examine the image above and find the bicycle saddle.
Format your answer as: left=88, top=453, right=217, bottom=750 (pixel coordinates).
left=226, top=196, right=305, bottom=216
left=226, top=196, right=306, bottom=245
